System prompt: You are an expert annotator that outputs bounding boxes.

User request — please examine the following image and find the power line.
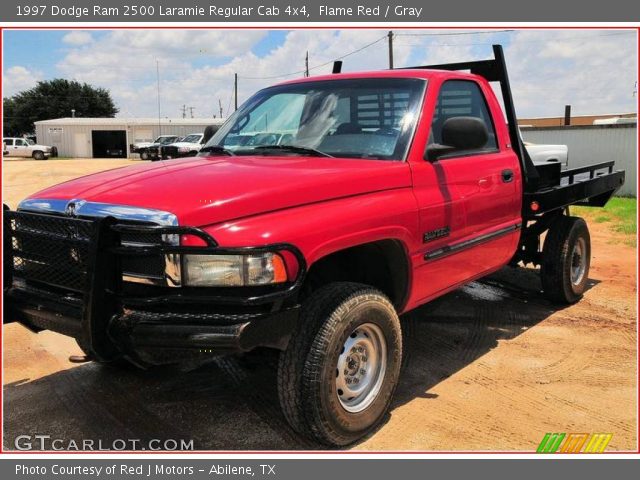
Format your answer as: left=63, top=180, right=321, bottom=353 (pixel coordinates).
left=225, top=82, right=234, bottom=117
left=395, top=29, right=515, bottom=37
left=237, top=35, right=387, bottom=80
left=394, top=31, right=635, bottom=48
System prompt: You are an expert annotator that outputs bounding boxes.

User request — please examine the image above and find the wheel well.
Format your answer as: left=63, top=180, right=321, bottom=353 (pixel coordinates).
left=303, top=240, right=409, bottom=310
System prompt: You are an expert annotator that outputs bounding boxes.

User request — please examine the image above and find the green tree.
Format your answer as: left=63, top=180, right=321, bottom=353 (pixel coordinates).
left=3, top=79, right=118, bottom=136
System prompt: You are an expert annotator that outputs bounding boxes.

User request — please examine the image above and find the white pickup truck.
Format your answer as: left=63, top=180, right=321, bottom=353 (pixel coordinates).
left=130, top=135, right=181, bottom=160
left=524, top=142, right=569, bottom=166
left=519, top=128, right=568, bottom=166
left=155, top=133, right=205, bottom=160
left=2, top=137, right=53, bottom=160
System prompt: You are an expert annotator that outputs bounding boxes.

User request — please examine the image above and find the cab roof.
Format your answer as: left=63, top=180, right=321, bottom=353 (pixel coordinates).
left=277, top=68, right=483, bottom=86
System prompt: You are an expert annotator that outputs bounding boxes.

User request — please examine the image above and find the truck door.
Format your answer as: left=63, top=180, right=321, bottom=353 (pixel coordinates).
left=13, top=139, right=29, bottom=157
left=4, top=138, right=13, bottom=155
left=410, top=79, right=522, bottom=303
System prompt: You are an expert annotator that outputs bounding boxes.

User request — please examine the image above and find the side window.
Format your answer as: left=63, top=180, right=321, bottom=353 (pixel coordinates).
left=15, top=139, right=25, bottom=146
left=430, top=80, right=497, bottom=152
left=4, top=139, right=13, bottom=146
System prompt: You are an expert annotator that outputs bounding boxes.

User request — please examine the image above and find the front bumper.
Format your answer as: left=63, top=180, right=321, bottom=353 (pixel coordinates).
left=3, top=209, right=306, bottom=366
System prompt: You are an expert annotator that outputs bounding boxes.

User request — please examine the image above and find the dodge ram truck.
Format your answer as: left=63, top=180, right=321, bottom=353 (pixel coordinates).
left=3, top=46, right=625, bottom=447
left=131, top=135, right=180, bottom=160
left=156, top=133, right=205, bottom=160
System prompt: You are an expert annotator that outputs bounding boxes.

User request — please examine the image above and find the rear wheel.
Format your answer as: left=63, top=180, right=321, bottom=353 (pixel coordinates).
left=541, top=215, right=591, bottom=304
left=32, top=151, right=45, bottom=160
left=140, top=150, right=150, bottom=160
left=278, top=282, right=402, bottom=446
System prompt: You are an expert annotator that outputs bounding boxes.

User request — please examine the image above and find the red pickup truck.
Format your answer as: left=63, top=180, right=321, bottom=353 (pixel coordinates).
left=3, top=46, right=624, bottom=447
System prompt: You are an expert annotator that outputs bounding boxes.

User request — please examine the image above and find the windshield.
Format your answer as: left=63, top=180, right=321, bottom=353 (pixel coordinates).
left=203, top=78, right=426, bottom=160
left=182, top=134, right=202, bottom=143
left=156, top=136, right=177, bottom=144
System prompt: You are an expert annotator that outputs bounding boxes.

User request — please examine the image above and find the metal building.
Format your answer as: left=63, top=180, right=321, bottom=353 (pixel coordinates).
left=34, top=117, right=225, bottom=159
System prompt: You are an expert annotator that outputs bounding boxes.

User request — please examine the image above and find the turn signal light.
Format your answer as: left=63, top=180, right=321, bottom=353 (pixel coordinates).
left=272, top=254, right=288, bottom=283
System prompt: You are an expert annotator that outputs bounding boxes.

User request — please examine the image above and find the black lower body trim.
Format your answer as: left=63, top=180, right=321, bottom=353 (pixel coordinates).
left=424, top=223, right=521, bottom=261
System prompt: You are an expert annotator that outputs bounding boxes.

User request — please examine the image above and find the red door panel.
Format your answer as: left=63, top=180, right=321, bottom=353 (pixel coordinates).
left=406, top=77, right=522, bottom=308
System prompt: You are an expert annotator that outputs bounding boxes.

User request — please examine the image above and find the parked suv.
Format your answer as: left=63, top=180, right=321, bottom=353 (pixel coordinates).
left=3, top=46, right=624, bottom=446
left=3, top=137, right=53, bottom=160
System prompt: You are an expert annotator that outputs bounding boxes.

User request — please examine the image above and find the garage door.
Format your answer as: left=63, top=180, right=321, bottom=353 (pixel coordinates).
left=91, top=130, right=127, bottom=158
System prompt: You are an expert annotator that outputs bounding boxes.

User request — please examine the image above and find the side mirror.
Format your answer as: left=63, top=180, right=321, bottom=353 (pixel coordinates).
left=426, top=116, right=489, bottom=161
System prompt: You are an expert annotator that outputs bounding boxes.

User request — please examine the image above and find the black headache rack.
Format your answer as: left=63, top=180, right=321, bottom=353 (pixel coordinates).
left=3, top=208, right=307, bottom=362
left=401, top=44, right=625, bottom=215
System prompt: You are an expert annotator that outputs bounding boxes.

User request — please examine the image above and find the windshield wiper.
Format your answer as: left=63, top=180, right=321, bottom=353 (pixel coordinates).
left=198, top=145, right=235, bottom=156
left=252, top=145, right=333, bottom=158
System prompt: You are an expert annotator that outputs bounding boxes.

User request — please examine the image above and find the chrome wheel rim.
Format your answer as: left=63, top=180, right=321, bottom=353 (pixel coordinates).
left=335, top=323, right=387, bottom=413
left=570, top=237, right=587, bottom=285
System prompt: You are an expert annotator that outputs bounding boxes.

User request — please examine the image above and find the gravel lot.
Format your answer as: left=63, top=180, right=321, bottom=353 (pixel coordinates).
left=3, top=158, right=637, bottom=451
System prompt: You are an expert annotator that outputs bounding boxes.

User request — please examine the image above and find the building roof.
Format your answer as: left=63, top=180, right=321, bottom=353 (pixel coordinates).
left=519, top=112, right=636, bottom=120
left=518, top=112, right=636, bottom=127
left=35, top=117, right=225, bottom=126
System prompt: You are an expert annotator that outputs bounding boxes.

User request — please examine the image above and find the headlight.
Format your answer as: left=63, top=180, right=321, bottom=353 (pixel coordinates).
left=182, top=253, right=288, bottom=287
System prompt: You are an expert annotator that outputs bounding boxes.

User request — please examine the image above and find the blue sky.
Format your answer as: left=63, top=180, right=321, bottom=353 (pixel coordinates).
left=3, top=29, right=637, bottom=119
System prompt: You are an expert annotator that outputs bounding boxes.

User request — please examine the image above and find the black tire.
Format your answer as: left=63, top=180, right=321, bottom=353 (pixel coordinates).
left=140, top=150, right=150, bottom=160
left=541, top=215, right=591, bottom=304
left=32, top=151, right=45, bottom=160
left=278, top=282, right=402, bottom=446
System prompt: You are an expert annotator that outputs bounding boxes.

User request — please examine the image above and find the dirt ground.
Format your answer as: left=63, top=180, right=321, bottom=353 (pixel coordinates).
left=2, top=158, right=637, bottom=451
left=2, top=158, right=136, bottom=209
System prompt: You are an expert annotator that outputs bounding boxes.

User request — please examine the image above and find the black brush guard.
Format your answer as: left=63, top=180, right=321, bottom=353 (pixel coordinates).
left=3, top=209, right=307, bottom=365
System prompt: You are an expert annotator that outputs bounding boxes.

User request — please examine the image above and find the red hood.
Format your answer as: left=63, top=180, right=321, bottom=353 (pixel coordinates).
left=26, top=156, right=412, bottom=227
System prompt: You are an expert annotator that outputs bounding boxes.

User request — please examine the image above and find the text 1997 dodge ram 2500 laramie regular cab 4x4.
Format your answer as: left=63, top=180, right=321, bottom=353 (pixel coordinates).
left=3, top=46, right=625, bottom=446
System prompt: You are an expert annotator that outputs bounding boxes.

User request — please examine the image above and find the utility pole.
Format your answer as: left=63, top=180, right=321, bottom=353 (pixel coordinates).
left=188, top=106, right=195, bottom=118
left=219, top=99, right=223, bottom=118
left=234, top=73, right=238, bottom=111
left=387, top=31, right=394, bottom=70
left=305, top=51, right=309, bottom=77
left=156, top=59, right=162, bottom=134
left=181, top=104, right=186, bottom=118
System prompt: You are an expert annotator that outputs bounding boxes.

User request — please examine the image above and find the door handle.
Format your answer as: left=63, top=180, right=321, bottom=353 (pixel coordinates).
left=501, top=169, right=514, bottom=183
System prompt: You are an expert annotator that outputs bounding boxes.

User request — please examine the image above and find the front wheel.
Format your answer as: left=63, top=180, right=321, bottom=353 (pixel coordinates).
left=278, top=282, right=402, bottom=446
left=541, top=215, right=591, bottom=304
left=75, top=340, right=140, bottom=370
